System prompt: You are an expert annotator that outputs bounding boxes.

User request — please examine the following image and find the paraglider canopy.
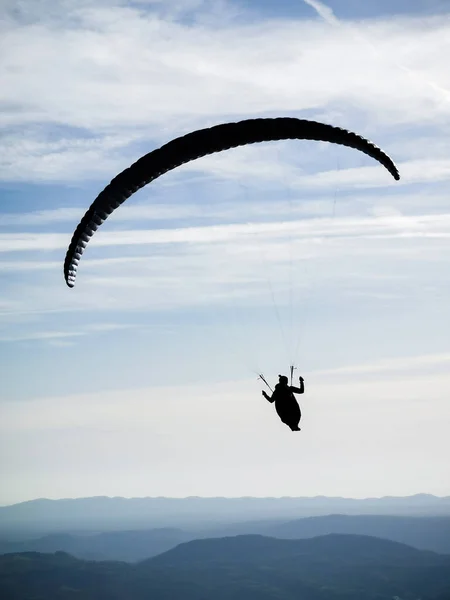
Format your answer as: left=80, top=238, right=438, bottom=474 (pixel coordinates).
left=63, top=116, right=400, bottom=288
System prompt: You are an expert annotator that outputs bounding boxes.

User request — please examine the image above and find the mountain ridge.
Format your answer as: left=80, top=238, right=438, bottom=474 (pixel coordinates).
left=1, top=534, right=450, bottom=600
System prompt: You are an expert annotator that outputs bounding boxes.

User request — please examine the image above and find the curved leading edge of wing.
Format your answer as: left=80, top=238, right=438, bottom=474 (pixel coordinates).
left=64, top=117, right=400, bottom=287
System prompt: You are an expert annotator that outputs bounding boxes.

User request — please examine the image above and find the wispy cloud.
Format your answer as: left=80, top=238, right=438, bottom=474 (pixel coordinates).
left=1, top=351, right=449, bottom=502
left=313, top=352, right=450, bottom=378
left=0, top=208, right=448, bottom=329
left=0, top=322, right=134, bottom=343
left=2, top=0, right=450, bottom=184
left=2, top=212, right=450, bottom=254
left=0, top=208, right=83, bottom=227
left=2, top=186, right=450, bottom=232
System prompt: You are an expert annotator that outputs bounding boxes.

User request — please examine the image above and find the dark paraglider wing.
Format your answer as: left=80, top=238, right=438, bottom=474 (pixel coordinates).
left=64, top=117, right=400, bottom=287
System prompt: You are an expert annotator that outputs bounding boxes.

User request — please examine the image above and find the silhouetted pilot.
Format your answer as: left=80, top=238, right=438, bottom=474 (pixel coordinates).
left=262, top=374, right=304, bottom=431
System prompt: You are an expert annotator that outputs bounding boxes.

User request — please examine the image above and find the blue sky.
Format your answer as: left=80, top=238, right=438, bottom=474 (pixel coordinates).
left=1, top=0, right=450, bottom=505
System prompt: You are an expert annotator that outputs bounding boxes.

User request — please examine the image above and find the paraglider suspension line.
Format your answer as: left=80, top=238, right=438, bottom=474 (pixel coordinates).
left=290, top=364, right=296, bottom=386
left=258, top=373, right=273, bottom=393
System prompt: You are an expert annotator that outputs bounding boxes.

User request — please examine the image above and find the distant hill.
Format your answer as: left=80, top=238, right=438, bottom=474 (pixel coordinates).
left=0, top=515, right=450, bottom=564
left=1, top=494, right=449, bottom=537
left=1, top=514, right=450, bottom=562
left=261, top=514, right=450, bottom=555
left=1, top=534, right=449, bottom=600
left=0, top=528, right=193, bottom=562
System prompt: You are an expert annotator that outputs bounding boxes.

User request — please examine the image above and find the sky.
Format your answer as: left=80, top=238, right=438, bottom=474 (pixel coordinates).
left=1, top=0, right=450, bottom=506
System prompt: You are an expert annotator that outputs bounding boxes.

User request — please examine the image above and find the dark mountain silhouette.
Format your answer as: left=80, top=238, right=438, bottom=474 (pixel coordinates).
left=1, top=534, right=449, bottom=600
left=147, top=533, right=448, bottom=568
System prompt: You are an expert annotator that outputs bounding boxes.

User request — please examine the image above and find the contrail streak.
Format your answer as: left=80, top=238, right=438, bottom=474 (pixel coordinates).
left=303, top=0, right=450, bottom=103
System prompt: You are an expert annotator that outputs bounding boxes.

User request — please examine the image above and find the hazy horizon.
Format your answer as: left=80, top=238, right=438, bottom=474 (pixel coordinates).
left=2, top=491, right=450, bottom=509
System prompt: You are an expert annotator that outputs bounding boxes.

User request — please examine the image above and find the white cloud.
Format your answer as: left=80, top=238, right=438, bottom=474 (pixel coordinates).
left=2, top=1, right=450, bottom=183
left=2, top=186, right=450, bottom=232
left=303, top=0, right=450, bottom=105
left=0, top=209, right=449, bottom=325
left=1, top=352, right=449, bottom=502
left=2, top=211, right=450, bottom=254
left=0, top=322, right=134, bottom=342
left=303, top=0, right=337, bottom=24
left=0, top=208, right=83, bottom=226
left=313, top=352, right=450, bottom=378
